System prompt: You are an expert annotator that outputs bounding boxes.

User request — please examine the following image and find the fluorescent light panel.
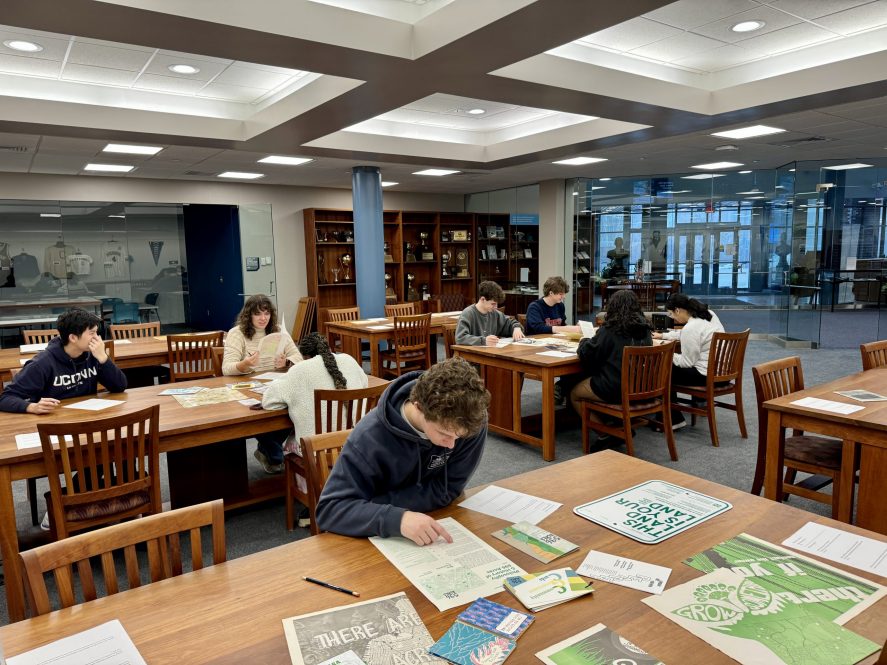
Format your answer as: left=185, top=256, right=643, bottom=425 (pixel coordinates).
left=822, top=163, right=872, bottom=171
left=691, top=161, right=743, bottom=170
left=258, top=156, right=313, bottom=166
left=682, top=174, right=726, bottom=180
left=103, top=143, right=162, bottom=156
left=552, top=157, right=607, bottom=166
left=381, top=181, right=398, bottom=187
left=712, top=125, right=785, bottom=140
left=39, top=213, right=61, bottom=218
left=218, top=171, right=264, bottom=179
left=84, top=163, right=134, bottom=172
left=413, top=169, right=460, bottom=176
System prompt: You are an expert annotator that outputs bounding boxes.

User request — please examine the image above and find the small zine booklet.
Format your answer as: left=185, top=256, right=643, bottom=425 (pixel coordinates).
left=492, top=522, right=579, bottom=563
left=158, top=386, right=205, bottom=396
left=503, top=568, right=592, bottom=612
left=431, top=598, right=532, bottom=665
left=258, top=331, right=290, bottom=359
left=455, top=598, right=534, bottom=640
left=535, top=623, right=663, bottom=665
left=835, top=389, right=887, bottom=402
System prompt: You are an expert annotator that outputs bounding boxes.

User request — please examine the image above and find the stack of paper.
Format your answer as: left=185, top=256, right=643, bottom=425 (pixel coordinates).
left=491, top=522, right=578, bottom=563
left=429, top=598, right=534, bottom=665
left=503, top=568, right=592, bottom=611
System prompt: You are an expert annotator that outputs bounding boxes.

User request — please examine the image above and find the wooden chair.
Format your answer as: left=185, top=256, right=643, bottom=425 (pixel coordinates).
left=211, top=346, right=225, bottom=377
left=291, top=296, right=316, bottom=344
left=38, top=404, right=162, bottom=540
left=672, top=329, right=750, bottom=447
left=300, top=430, right=351, bottom=535
left=580, top=342, right=678, bottom=461
left=631, top=282, right=658, bottom=311
left=325, top=306, right=361, bottom=357
left=20, top=499, right=225, bottom=617
left=23, top=329, right=59, bottom=344
left=5, top=367, right=41, bottom=526
left=443, top=324, right=457, bottom=359
left=429, top=293, right=466, bottom=313
left=103, top=338, right=116, bottom=363
left=166, top=331, right=224, bottom=382
left=751, top=356, right=849, bottom=518
left=384, top=302, right=416, bottom=317
left=860, top=339, right=887, bottom=370
left=110, top=321, right=160, bottom=339
left=516, top=313, right=527, bottom=329
left=285, top=383, right=387, bottom=531
left=380, top=313, right=432, bottom=378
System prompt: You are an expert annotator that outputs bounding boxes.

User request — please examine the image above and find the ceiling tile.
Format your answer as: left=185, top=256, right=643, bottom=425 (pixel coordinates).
left=132, top=73, right=207, bottom=94
left=644, top=0, right=762, bottom=29
left=0, top=53, right=61, bottom=77
left=213, top=64, right=293, bottom=89
left=813, top=1, right=887, bottom=35
left=67, top=41, right=153, bottom=72
left=690, top=5, right=802, bottom=43
left=630, top=32, right=727, bottom=62
left=0, top=28, right=70, bottom=61
left=143, top=53, right=229, bottom=81
left=196, top=82, right=266, bottom=103
left=61, top=63, right=139, bottom=87
left=38, top=136, right=105, bottom=154
left=734, top=21, right=836, bottom=54
left=578, top=17, right=682, bottom=51
left=765, top=0, right=874, bottom=21
left=672, top=43, right=763, bottom=70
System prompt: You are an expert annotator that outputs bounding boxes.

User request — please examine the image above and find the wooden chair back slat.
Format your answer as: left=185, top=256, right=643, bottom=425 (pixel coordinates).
left=709, top=330, right=749, bottom=382
left=211, top=346, right=224, bottom=377
left=326, top=307, right=361, bottom=356
left=291, top=296, right=316, bottom=344
left=382, top=313, right=432, bottom=378
left=622, top=343, right=674, bottom=402
left=431, top=293, right=466, bottom=312
left=80, top=558, right=99, bottom=600
left=23, top=329, right=59, bottom=344
left=110, top=322, right=160, bottom=339
left=313, top=384, right=387, bottom=434
left=301, top=430, right=351, bottom=535
left=167, top=332, right=224, bottom=382
left=20, top=500, right=226, bottom=617
left=384, top=302, right=416, bottom=317
left=443, top=325, right=456, bottom=359
left=37, top=404, right=162, bottom=539
left=860, top=340, right=887, bottom=371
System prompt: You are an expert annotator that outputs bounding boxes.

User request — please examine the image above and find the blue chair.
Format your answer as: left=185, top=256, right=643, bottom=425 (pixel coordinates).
left=112, top=302, right=140, bottom=324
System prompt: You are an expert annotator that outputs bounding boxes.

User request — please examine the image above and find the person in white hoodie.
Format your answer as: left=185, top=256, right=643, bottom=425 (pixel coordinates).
left=653, top=293, right=724, bottom=428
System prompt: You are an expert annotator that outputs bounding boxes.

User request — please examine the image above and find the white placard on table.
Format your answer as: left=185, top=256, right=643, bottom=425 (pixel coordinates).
left=7, top=619, right=146, bottom=665
left=576, top=549, right=672, bottom=594
left=790, top=396, right=865, bottom=415
left=62, top=398, right=122, bottom=411
left=19, top=343, right=46, bottom=354
left=459, top=485, right=561, bottom=525
left=252, top=372, right=284, bottom=381
left=783, top=521, right=887, bottom=578
left=537, top=350, right=574, bottom=358
left=111, top=338, right=132, bottom=344
left=367, top=325, right=393, bottom=330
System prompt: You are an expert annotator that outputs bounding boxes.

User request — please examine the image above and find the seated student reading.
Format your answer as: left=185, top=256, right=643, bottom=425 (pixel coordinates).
left=0, top=308, right=127, bottom=414
left=316, top=358, right=491, bottom=546
left=455, top=280, right=525, bottom=346
left=223, top=294, right=302, bottom=474
left=525, top=276, right=580, bottom=335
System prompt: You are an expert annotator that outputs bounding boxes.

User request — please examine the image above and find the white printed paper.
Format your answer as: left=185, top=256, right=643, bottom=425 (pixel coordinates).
left=7, top=619, right=146, bottom=665
left=790, top=396, right=864, bottom=415
left=238, top=398, right=261, bottom=407
left=369, top=517, right=524, bottom=611
left=577, top=549, right=672, bottom=594
left=459, top=485, right=561, bottom=525
left=782, top=521, right=887, bottom=578
left=15, top=433, right=74, bottom=450
left=112, top=339, right=132, bottom=345
left=62, top=398, right=122, bottom=411
left=19, top=343, right=47, bottom=354
left=318, top=650, right=367, bottom=665
left=536, top=350, right=574, bottom=358
left=253, top=372, right=284, bottom=381
left=578, top=320, right=596, bottom=338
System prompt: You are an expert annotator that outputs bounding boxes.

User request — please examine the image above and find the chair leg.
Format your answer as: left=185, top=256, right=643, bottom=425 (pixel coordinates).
left=829, top=473, right=841, bottom=520
left=707, top=401, right=719, bottom=447
left=750, top=450, right=766, bottom=496
left=284, top=457, right=295, bottom=531
left=662, top=408, right=678, bottom=461
left=26, top=477, right=39, bottom=526
left=623, top=416, right=635, bottom=457
left=735, top=389, right=748, bottom=439
left=581, top=403, right=591, bottom=455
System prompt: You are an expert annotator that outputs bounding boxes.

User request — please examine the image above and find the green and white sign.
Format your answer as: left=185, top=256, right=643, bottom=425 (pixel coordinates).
left=573, top=480, right=732, bottom=544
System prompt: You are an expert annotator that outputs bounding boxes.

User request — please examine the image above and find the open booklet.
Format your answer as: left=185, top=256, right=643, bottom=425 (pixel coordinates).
left=258, top=331, right=291, bottom=359
left=578, top=319, right=596, bottom=338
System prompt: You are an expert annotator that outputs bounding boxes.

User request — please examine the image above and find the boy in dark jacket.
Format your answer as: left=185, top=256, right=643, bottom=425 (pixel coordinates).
left=316, top=358, right=490, bottom=546
left=0, top=308, right=127, bottom=414
left=525, top=276, right=580, bottom=335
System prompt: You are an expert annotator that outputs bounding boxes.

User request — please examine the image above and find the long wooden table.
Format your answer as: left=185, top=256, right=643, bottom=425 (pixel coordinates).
left=0, top=336, right=169, bottom=383
left=764, top=366, right=887, bottom=535
left=326, top=311, right=461, bottom=377
left=1, top=450, right=884, bottom=662
left=454, top=337, right=581, bottom=461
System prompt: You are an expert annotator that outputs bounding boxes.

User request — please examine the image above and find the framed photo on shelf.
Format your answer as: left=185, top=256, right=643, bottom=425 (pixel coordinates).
left=315, top=229, right=326, bottom=242
left=452, top=230, right=468, bottom=241
left=486, top=226, right=497, bottom=239
left=480, top=249, right=487, bottom=260
left=487, top=244, right=498, bottom=260
left=524, top=248, right=533, bottom=258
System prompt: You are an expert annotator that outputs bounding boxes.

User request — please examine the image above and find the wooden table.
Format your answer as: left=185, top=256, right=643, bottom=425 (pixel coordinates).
left=326, top=311, right=460, bottom=377
left=1, top=450, right=884, bottom=662
left=454, top=336, right=581, bottom=461
left=0, top=336, right=169, bottom=383
left=764, top=367, right=887, bottom=535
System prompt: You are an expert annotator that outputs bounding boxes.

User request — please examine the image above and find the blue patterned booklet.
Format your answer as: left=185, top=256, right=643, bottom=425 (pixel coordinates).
left=456, top=598, right=534, bottom=640
left=429, top=599, right=533, bottom=665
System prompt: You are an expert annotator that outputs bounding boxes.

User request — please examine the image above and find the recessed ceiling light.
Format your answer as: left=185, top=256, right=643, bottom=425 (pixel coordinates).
left=590, top=186, right=606, bottom=190
left=413, top=169, right=460, bottom=176
left=103, top=143, right=163, bottom=156
left=731, top=20, right=765, bottom=33
left=466, top=108, right=486, bottom=115
left=84, top=163, right=135, bottom=173
left=691, top=161, right=744, bottom=170
left=552, top=157, right=608, bottom=166
left=108, top=214, right=126, bottom=219
left=258, top=155, right=313, bottom=166
left=599, top=177, right=611, bottom=181
left=3, top=39, right=43, bottom=52
left=682, top=174, right=726, bottom=180
left=381, top=181, right=398, bottom=187
left=39, top=213, right=61, bottom=218
left=168, top=64, right=200, bottom=75
left=712, top=125, right=785, bottom=140
left=739, top=170, right=752, bottom=174
left=218, top=171, right=264, bottom=179
left=822, top=163, right=872, bottom=170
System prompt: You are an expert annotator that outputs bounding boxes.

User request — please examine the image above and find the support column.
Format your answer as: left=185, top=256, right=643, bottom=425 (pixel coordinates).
left=352, top=166, right=385, bottom=318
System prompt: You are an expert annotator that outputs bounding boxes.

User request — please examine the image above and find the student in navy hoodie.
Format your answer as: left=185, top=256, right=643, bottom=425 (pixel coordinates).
left=0, top=308, right=127, bottom=414
left=524, top=276, right=580, bottom=335
left=316, top=358, right=490, bottom=546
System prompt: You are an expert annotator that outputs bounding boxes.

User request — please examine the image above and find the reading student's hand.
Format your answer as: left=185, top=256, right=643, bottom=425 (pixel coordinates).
left=27, top=397, right=60, bottom=415
left=274, top=353, right=287, bottom=369
left=512, top=327, right=525, bottom=341
left=88, top=335, right=108, bottom=363
left=485, top=335, right=499, bottom=347
left=400, top=511, right=453, bottom=546
left=243, top=351, right=260, bottom=369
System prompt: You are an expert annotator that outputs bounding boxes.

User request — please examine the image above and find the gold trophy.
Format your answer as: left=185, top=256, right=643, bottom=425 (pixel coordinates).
left=404, top=241, right=417, bottom=262
left=419, top=231, right=434, bottom=261
left=385, top=272, right=397, bottom=300
left=456, top=249, right=469, bottom=278
left=340, top=253, right=352, bottom=281
left=317, top=253, right=326, bottom=284
left=383, top=241, right=394, bottom=263
left=441, top=251, right=451, bottom=278
left=406, top=272, right=420, bottom=302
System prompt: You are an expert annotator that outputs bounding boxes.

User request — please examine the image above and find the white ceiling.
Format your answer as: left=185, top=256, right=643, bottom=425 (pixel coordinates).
left=0, top=0, right=886, bottom=193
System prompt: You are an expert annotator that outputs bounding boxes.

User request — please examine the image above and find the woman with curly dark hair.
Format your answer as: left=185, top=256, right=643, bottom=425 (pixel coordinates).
left=570, top=290, right=652, bottom=440
left=223, top=294, right=301, bottom=473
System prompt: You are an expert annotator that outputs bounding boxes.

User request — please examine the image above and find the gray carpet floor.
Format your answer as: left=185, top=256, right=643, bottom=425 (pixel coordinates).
left=0, top=340, right=861, bottom=625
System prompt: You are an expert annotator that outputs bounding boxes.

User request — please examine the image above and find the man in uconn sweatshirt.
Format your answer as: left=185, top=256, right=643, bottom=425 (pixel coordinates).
left=0, top=308, right=127, bottom=414
left=316, top=358, right=490, bottom=546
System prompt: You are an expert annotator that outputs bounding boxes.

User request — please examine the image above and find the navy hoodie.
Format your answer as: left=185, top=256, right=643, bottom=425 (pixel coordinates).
left=525, top=298, right=567, bottom=335
left=0, top=337, right=127, bottom=413
left=315, top=371, right=487, bottom=538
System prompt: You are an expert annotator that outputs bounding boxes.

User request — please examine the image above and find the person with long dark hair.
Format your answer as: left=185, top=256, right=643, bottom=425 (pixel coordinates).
left=261, top=332, right=368, bottom=452
left=653, top=293, right=724, bottom=428
left=570, top=290, right=652, bottom=442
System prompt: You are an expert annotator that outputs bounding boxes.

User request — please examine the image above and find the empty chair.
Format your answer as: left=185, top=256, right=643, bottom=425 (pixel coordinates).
left=751, top=356, right=849, bottom=518
left=21, top=499, right=225, bottom=616
left=860, top=340, right=887, bottom=370
left=673, top=329, right=750, bottom=447
left=211, top=346, right=225, bottom=377
left=6, top=367, right=39, bottom=526
left=579, top=342, right=678, bottom=461
left=630, top=282, right=658, bottom=311
left=443, top=324, right=457, bottom=359
left=111, top=321, right=160, bottom=339
left=516, top=313, right=527, bottom=330
left=384, top=302, right=416, bottom=317
left=291, top=296, right=316, bottom=344
left=429, top=293, right=466, bottom=313
left=38, top=404, right=162, bottom=539
left=141, top=292, right=161, bottom=324
left=22, top=329, right=59, bottom=345
left=112, top=301, right=140, bottom=325
left=380, top=313, right=432, bottom=378
left=325, top=306, right=361, bottom=357
left=166, top=331, right=225, bottom=382
left=300, top=430, right=351, bottom=535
